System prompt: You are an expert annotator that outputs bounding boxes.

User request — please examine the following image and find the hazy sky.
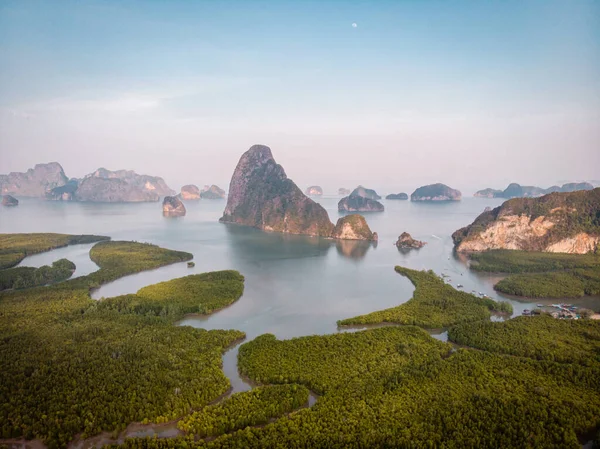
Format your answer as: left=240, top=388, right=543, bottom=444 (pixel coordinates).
left=1, top=0, right=599, bottom=194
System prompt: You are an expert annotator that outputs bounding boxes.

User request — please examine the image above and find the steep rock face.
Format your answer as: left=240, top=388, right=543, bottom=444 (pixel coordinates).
left=305, top=186, right=323, bottom=196
left=0, top=162, right=68, bottom=197
left=331, top=214, right=377, bottom=240
left=453, top=188, right=600, bottom=254
left=201, top=185, right=226, bottom=199
left=220, top=145, right=335, bottom=237
left=502, top=183, right=546, bottom=199
left=74, top=168, right=174, bottom=202
left=350, top=186, right=381, bottom=200
left=338, top=188, right=351, bottom=196
left=2, top=195, right=18, bottom=207
left=395, top=232, right=426, bottom=249
left=386, top=193, right=408, bottom=200
left=474, top=188, right=502, bottom=198
left=411, top=183, right=461, bottom=201
left=338, top=195, right=384, bottom=212
left=180, top=185, right=201, bottom=200
left=162, top=196, right=186, bottom=217
left=560, top=182, right=594, bottom=193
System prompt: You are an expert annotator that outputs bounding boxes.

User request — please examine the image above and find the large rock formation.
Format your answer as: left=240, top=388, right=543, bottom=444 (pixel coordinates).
left=474, top=182, right=594, bottom=199
left=411, top=183, right=461, bottom=201
left=74, top=168, right=174, bottom=202
left=163, top=196, right=186, bottom=217
left=180, top=185, right=201, bottom=200
left=305, top=186, right=323, bottom=196
left=2, top=195, right=18, bottom=207
left=220, top=145, right=335, bottom=237
left=386, top=193, right=408, bottom=200
left=201, top=185, right=226, bottom=199
left=338, top=185, right=385, bottom=212
left=338, top=188, right=351, bottom=196
left=395, top=232, right=426, bottom=249
left=453, top=188, right=600, bottom=254
left=331, top=214, right=377, bottom=241
left=0, top=162, right=68, bottom=197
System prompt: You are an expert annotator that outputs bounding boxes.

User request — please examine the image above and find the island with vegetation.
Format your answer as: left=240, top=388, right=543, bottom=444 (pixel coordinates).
left=162, top=195, right=186, bottom=217
left=180, top=184, right=201, bottom=200
left=395, top=232, right=426, bottom=249
left=331, top=214, right=377, bottom=241
left=385, top=192, right=408, bottom=200
left=453, top=188, right=600, bottom=253
left=338, top=186, right=384, bottom=212
left=305, top=186, right=323, bottom=196
left=1, top=195, right=18, bottom=207
left=411, top=183, right=461, bottom=201
left=201, top=185, right=226, bottom=199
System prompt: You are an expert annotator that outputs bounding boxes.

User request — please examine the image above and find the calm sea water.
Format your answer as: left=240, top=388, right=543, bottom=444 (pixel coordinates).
left=4, top=196, right=599, bottom=396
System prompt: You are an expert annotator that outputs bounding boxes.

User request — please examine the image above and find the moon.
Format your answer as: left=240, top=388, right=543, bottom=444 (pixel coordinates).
left=352, top=23, right=358, bottom=28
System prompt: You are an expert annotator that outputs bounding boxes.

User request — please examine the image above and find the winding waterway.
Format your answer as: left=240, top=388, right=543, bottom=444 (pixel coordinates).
left=4, top=196, right=600, bottom=447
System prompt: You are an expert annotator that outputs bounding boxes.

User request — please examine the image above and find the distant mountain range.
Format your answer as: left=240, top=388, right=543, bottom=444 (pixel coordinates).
left=474, top=182, right=594, bottom=199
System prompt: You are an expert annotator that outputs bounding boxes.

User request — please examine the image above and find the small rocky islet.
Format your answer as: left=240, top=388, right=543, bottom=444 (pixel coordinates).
left=386, top=192, right=408, bottom=200
left=180, top=184, right=201, bottom=200
left=162, top=195, right=186, bottom=217
left=305, top=186, right=323, bottom=196
left=474, top=182, right=594, bottom=199
left=395, top=232, right=426, bottom=249
left=1, top=194, right=18, bottom=207
left=201, top=185, right=226, bottom=199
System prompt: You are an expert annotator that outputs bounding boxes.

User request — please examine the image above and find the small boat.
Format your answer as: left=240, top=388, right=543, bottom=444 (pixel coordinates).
left=456, top=284, right=463, bottom=288
left=536, top=304, right=543, bottom=307
left=522, top=309, right=531, bottom=316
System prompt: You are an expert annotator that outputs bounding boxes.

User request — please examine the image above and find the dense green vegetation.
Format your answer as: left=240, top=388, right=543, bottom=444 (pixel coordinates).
left=468, top=250, right=600, bottom=299
left=93, top=271, right=244, bottom=319
left=178, top=384, right=309, bottom=437
left=0, top=258, right=75, bottom=291
left=338, top=266, right=512, bottom=328
left=0, top=233, right=108, bottom=269
left=0, top=237, right=245, bottom=447
left=469, top=249, right=600, bottom=273
left=114, top=323, right=600, bottom=449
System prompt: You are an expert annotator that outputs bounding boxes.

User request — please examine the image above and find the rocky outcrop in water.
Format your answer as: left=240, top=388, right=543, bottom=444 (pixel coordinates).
left=2, top=195, right=18, bottom=207
left=411, top=184, right=461, bottom=201
left=475, top=182, right=594, bottom=199
left=338, top=188, right=351, bottom=196
left=386, top=193, right=408, bottom=200
left=74, top=168, right=174, bottom=202
left=305, top=186, right=323, bottom=196
left=453, top=188, right=600, bottom=254
left=338, top=195, right=384, bottom=212
left=220, top=145, right=335, bottom=237
left=338, top=186, right=385, bottom=212
left=180, top=185, right=201, bottom=200
left=162, top=196, right=186, bottom=217
left=395, top=232, right=426, bottom=249
left=0, top=162, right=68, bottom=197
left=201, top=185, right=226, bottom=199
left=331, top=214, right=377, bottom=241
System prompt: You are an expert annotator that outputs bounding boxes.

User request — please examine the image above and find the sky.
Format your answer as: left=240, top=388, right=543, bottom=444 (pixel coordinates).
left=0, top=0, right=599, bottom=195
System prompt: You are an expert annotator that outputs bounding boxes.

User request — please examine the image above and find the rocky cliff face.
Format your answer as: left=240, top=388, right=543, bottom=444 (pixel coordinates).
left=453, top=188, right=600, bottom=254
left=411, top=183, right=461, bottom=201
left=74, top=168, right=174, bottom=202
left=201, top=185, right=226, bottom=199
left=163, top=196, right=186, bottom=217
left=305, top=186, right=323, bottom=196
left=2, top=195, right=18, bottom=207
left=0, top=162, right=68, bottom=197
left=180, top=185, right=201, bottom=200
left=220, top=145, right=335, bottom=237
left=386, top=193, right=408, bottom=200
left=46, top=180, right=79, bottom=201
left=331, top=214, right=377, bottom=241
left=395, top=232, right=426, bottom=249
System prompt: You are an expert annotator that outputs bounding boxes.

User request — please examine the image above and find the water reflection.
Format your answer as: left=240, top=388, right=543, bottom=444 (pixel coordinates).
left=334, top=239, right=375, bottom=260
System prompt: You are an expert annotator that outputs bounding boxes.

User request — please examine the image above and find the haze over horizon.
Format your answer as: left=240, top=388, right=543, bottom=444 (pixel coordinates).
left=1, top=0, right=599, bottom=194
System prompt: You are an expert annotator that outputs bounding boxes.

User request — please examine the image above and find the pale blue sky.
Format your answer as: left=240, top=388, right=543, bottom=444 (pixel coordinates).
left=1, top=0, right=599, bottom=193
